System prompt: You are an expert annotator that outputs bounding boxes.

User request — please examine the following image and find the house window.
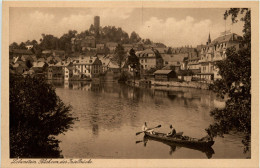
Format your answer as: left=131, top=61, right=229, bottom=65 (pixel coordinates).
left=145, top=59, right=147, bottom=63
left=141, top=59, right=143, bottom=63
left=145, top=65, right=147, bottom=68
left=65, top=75, right=68, bottom=78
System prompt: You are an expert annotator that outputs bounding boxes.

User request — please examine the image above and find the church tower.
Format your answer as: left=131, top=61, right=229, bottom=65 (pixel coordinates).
left=207, top=33, right=211, bottom=44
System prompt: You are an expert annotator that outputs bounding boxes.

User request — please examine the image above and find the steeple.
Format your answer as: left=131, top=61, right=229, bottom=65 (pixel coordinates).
left=208, top=33, right=211, bottom=44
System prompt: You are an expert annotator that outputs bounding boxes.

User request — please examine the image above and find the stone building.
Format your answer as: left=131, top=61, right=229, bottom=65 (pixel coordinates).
left=199, top=33, right=242, bottom=81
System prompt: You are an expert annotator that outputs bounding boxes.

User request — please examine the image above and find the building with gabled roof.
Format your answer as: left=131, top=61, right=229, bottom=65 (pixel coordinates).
left=154, top=70, right=177, bottom=81
left=136, top=48, right=163, bottom=70
left=73, top=56, right=102, bottom=78
left=9, top=49, right=33, bottom=59
left=199, top=33, right=243, bottom=81
left=11, top=61, right=29, bottom=74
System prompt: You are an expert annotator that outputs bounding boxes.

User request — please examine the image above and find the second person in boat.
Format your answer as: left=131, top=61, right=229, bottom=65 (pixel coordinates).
left=167, top=124, right=176, bottom=137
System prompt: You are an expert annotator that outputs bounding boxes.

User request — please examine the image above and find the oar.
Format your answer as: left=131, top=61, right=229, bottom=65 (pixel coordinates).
left=135, top=140, right=143, bottom=144
left=136, top=125, right=161, bottom=136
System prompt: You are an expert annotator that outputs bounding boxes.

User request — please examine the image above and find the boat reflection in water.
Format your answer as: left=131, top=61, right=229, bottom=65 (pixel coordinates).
left=137, top=135, right=215, bottom=159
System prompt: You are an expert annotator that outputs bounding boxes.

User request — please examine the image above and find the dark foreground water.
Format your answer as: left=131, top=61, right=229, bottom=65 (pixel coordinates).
left=52, top=81, right=250, bottom=159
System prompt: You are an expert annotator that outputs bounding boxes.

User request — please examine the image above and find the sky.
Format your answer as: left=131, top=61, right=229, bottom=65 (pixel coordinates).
left=9, top=8, right=244, bottom=47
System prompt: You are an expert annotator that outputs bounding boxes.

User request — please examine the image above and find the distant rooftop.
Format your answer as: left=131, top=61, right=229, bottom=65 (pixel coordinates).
left=154, top=70, right=173, bottom=74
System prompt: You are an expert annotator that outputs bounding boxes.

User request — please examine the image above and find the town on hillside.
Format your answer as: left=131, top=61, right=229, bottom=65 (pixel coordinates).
left=9, top=16, right=243, bottom=85
left=7, top=6, right=253, bottom=161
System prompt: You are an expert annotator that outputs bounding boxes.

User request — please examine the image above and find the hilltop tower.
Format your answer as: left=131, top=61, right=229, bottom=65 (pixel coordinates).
left=94, top=16, right=100, bottom=36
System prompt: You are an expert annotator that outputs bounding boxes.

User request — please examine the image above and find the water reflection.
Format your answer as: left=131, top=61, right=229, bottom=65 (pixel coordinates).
left=139, top=135, right=215, bottom=159
left=53, top=80, right=249, bottom=159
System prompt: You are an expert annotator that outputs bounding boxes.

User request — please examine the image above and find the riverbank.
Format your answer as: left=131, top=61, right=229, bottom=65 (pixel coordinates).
left=128, top=79, right=210, bottom=90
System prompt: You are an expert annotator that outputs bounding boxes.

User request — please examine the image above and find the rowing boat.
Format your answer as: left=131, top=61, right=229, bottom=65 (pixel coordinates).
left=143, top=133, right=215, bottom=159
left=144, top=132, right=214, bottom=148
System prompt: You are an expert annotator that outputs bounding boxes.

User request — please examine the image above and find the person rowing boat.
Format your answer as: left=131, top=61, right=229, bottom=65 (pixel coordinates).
left=142, top=122, right=155, bottom=135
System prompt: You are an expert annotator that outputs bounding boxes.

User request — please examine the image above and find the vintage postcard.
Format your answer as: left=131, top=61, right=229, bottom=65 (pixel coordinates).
left=1, top=1, right=259, bottom=168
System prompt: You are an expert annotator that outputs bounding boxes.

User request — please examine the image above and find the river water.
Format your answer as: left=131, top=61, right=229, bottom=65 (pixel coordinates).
left=52, top=81, right=250, bottom=159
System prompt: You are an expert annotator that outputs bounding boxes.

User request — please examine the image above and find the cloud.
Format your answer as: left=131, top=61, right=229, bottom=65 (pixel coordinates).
left=138, top=16, right=216, bottom=47
left=59, top=14, right=93, bottom=34
left=10, top=8, right=243, bottom=47
left=10, top=9, right=135, bottom=44
left=90, top=8, right=134, bottom=20
left=137, top=15, right=244, bottom=47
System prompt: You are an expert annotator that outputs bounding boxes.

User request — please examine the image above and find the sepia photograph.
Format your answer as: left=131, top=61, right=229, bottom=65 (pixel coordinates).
left=1, top=1, right=259, bottom=168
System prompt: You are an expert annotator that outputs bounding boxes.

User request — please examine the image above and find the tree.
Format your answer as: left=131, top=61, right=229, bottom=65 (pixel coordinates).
left=143, top=39, right=152, bottom=45
left=129, top=31, right=141, bottom=43
left=145, top=67, right=157, bottom=75
left=112, top=44, right=126, bottom=72
left=206, top=8, right=251, bottom=153
left=9, top=42, right=19, bottom=50
left=59, top=30, right=77, bottom=53
left=89, top=24, right=95, bottom=35
left=19, top=42, right=27, bottom=49
left=10, top=74, right=76, bottom=157
left=25, top=60, right=33, bottom=69
left=127, top=48, right=140, bottom=76
left=155, top=42, right=167, bottom=48
left=167, top=47, right=173, bottom=54
left=39, top=34, right=60, bottom=50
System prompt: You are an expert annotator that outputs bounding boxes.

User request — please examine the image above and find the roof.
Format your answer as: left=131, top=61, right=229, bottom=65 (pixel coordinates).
left=13, top=61, right=27, bottom=68
left=55, top=61, right=72, bottom=67
left=13, top=56, right=21, bottom=63
left=122, top=44, right=133, bottom=47
left=161, top=54, right=187, bottom=63
left=38, top=58, right=46, bottom=62
left=42, top=50, right=52, bottom=54
left=154, top=70, right=173, bottom=75
left=144, top=44, right=157, bottom=49
left=31, top=55, right=37, bottom=61
left=33, top=61, right=47, bottom=68
left=108, top=61, right=119, bottom=69
left=12, top=63, right=20, bottom=68
left=198, top=72, right=214, bottom=75
left=154, top=47, right=166, bottom=54
left=53, top=50, right=65, bottom=54
left=23, top=69, right=35, bottom=75
left=191, top=69, right=201, bottom=74
left=197, top=45, right=207, bottom=51
left=85, top=36, right=95, bottom=40
left=137, top=49, right=155, bottom=57
left=54, top=56, right=62, bottom=62
left=46, top=57, right=54, bottom=63
left=106, top=42, right=118, bottom=47
left=47, top=63, right=56, bottom=66
left=74, top=56, right=98, bottom=65
left=211, top=33, right=242, bottom=45
left=64, top=66, right=74, bottom=70
left=10, top=49, right=33, bottom=55
left=99, top=57, right=110, bottom=66
left=21, top=55, right=34, bottom=61
left=162, top=65, right=181, bottom=70
left=96, top=43, right=105, bottom=46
